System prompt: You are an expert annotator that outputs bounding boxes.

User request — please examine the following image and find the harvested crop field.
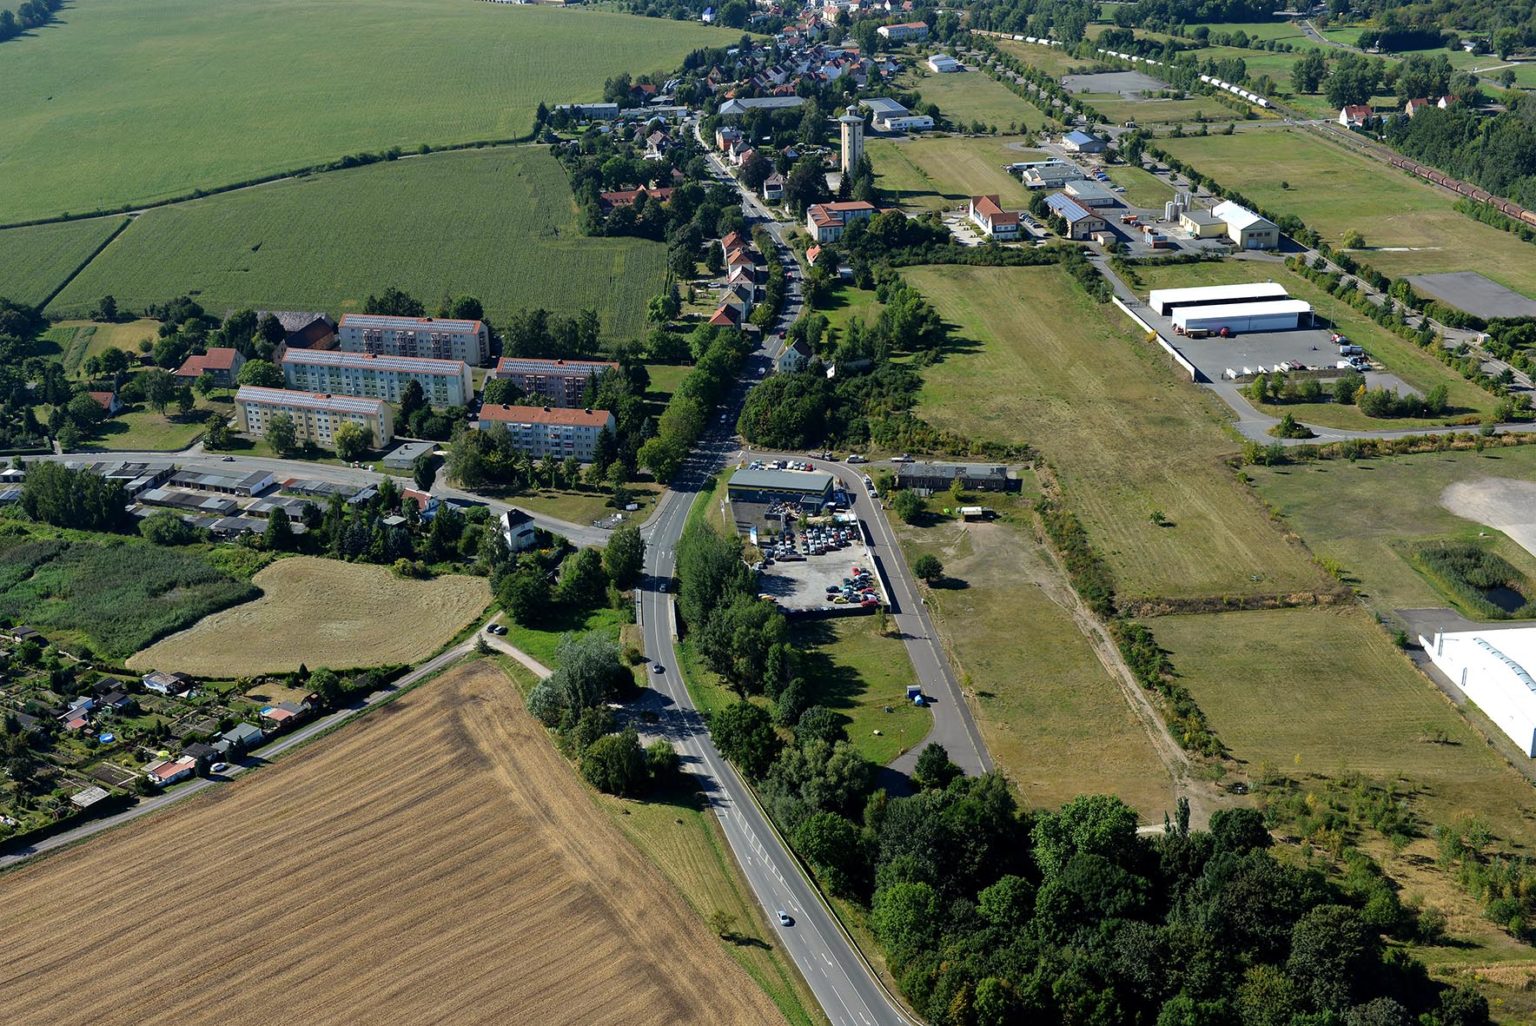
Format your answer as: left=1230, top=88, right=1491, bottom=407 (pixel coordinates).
left=128, top=556, right=490, bottom=674
left=0, top=660, right=787, bottom=1026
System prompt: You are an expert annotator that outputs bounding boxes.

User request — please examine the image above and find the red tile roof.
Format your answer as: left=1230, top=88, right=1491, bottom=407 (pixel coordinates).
left=478, top=405, right=613, bottom=428
left=87, top=391, right=116, bottom=411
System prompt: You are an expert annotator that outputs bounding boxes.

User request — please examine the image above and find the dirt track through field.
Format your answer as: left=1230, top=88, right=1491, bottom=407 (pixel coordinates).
left=0, top=661, right=786, bottom=1026
left=1441, top=478, right=1536, bottom=560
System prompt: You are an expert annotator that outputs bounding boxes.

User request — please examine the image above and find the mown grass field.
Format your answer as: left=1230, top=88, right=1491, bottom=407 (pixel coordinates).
left=1079, top=93, right=1246, bottom=125
left=1132, top=260, right=1495, bottom=428
left=894, top=497, right=1177, bottom=817
left=866, top=136, right=1045, bottom=212
left=44, top=319, right=160, bottom=375
left=904, top=264, right=1327, bottom=601
left=128, top=556, right=490, bottom=674
left=1154, top=605, right=1536, bottom=847
left=996, top=39, right=1101, bottom=77
left=1105, top=164, right=1175, bottom=208
left=0, top=217, right=126, bottom=305
left=1247, top=446, right=1536, bottom=619
left=789, top=617, right=932, bottom=766
left=899, top=66, right=1046, bottom=130
left=1158, top=126, right=1536, bottom=300
left=0, top=660, right=790, bottom=1026
left=49, top=148, right=665, bottom=339
left=0, top=0, right=731, bottom=223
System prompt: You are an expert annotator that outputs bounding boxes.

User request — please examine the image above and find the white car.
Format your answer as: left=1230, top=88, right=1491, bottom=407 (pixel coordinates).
left=210, top=762, right=229, bottom=774
left=777, top=910, right=793, bottom=926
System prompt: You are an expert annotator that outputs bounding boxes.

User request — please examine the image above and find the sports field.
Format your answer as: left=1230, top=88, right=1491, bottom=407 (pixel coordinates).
left=904, top=264, right=1327, bottom=601
left=894, top=500, right=1177, bottom=817
left=0, top=660, right=788, bottom=1026
left=0, top=217, right=125, bottom=306
left=1158, top=126, right=1536, bottom=300
left=0, top=0, right=729, bottom=223
left=128, top=556, right=490, bottom=674
left=1154, top=606, right=1536, bottom=846
left=1247, top=446, right=1536, bottom=619
left=866, top=136, right=1046, bottom=212
left=899, top=67, right=1046, bottom=130
left=49, top=148, right=665, bottom=338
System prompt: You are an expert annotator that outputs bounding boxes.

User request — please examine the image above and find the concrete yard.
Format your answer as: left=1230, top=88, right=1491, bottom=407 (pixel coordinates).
left=1406, top=271, right=1536, bottom=321
left=755, top=529, right=888, bottom=615
left=1062, top=70, right=1164, bottom=95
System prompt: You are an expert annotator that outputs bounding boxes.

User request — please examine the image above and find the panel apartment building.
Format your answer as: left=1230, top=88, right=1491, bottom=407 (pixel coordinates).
left=475, top=405, right=614, bottom=462
left=492, top=357, right=619, bottom=408
left=282, top=350, right=473, bottom=408
left=235, top=386, right=395, bottom=448
left=336, top=314, right=490, bottom=367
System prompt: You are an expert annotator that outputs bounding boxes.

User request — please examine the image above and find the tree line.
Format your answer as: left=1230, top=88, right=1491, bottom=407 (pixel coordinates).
left=0, top=0, right=61, bottom=44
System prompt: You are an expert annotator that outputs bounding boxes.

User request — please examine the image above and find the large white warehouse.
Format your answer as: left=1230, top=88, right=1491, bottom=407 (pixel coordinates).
left=1422, top=627, right=1536, bottom=756
left=1149, top=281, right=1291, bottom=316
left=1170, top=299, right=1313, bottom=333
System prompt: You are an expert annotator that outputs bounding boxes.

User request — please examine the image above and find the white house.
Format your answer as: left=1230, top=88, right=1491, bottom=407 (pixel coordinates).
left=776, top=340, right=813, bottom=374
left=501, top=508, right=539, bottom=552
left=968, top=195, right=1021, bottom=239
left=1211, top=200, right=1279, bottom=249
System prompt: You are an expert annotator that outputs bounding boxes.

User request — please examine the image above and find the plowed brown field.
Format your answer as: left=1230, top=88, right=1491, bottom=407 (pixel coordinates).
left=0, top=660, right=787, bottom=1026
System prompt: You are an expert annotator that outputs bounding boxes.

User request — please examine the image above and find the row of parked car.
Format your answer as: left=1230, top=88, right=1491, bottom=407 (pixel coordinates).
left=825, top=565, right=879, bottom=607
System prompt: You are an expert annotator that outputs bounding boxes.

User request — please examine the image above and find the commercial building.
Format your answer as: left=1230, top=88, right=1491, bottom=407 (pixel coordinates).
left=1045, top=193, right=1107, bottom=239
left=1422, top=627, right=1536, bottom=756
left=895, top=462, right=1014, bottom=494
left=1018, top=160, right=1086, bottom=189
left=235, top=386, right=395, bottom=448
left=1061, top=130, right=1107, bottom=153
left=877, top=21, right=929, bottom=42
left=1178, top=209, right=1226, bottom=239
left=968, top=195, right=1020, bottom=239
left=716, top=96, right=809, bottom=116
left=492, top=357, right=619, bottom=408
left=1211, top=200, right=1280, bottom=250
left=336, top=314, right=490, bottom=367
left=861, top=97, right=934, bottom=133
left=1170, top=299, right=1313, bottom=333
left=927, top=54, right=962, bottom=73
left=806, top=201, right=878, bottom=243
left=1064, top=179, right=1119, bottom=207
left=281, top=350, right=473, bottom=408
left=1148, top=282, right=1292, bottom=317
left=838, top=106, right=865, bottom=173
left=475, top=405, right=615, bottom=461
left=726, top=468, right=835, bottom=507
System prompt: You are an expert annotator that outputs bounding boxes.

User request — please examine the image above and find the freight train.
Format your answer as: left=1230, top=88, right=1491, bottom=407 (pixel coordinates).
left=1385, top=153, right=1536, bottom=227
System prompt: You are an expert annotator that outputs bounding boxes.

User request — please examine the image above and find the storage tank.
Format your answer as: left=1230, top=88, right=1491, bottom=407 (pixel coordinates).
left=1165, top=201, right=1177, bottom=221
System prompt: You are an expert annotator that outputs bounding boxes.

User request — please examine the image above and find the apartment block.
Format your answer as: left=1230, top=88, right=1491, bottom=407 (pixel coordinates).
left=336, top=314, right=490, bottom=367
left=235, top=387, right=395, bottom=448
left=281, top=350, right=472, bottom=408
left=475, top=404, right=614, bottom=462
left=492, top=357, right=618, bottom=408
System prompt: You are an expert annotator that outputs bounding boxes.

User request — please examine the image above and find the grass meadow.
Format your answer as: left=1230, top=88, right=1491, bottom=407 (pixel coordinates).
left=0, top=218, right=126, bottom=306
left=866, top=136, right=1047, bottom=212
left=1158, top=126, right=1536, bottom=300
left=894, top=496, right=1178, bottom=818
left=899, top=66, right=1047, bottom=130
left=903, top=264, right=1327, bottom=601
left=1247, top=446, right=1536, bottom=620
left=49, top=148, right=666, bottom=339
left=996, top=39, right=1102, bottom=78
left=0, top=0, right=730, bottom=223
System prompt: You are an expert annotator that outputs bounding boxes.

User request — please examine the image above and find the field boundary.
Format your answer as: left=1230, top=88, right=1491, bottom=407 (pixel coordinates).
left=36, top=216, right=132, bottom=310
left=1110, top=295, right=1199, bottom=381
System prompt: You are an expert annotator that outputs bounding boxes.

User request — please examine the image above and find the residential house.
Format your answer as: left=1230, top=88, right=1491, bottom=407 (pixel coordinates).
left=182, top=741, right=218, bottom=767
left=235, top=386, right=395, bottom=448
left=7, top=625, right=41, bottom=644
left=262, top=701, right=311, bottom=729
left=174, top=347, right=247, bottom=387
left=597, top=185, right=675, bottom=211
left=141, top=670, right=194, bottom=697
left=1338, top=104, right=1372, bottom=128
left=145, top=756, right=198, bottom=787
left=501, top=508, right=539, bottom=552
left=1404, top=97, right=1431, bottom=117
left=968, top=195, right=1020, bottom=239
left=806, top=201, right=878, bottom=243
left=87, top=391, right=122, bottom=417
left=336, top=313, right=490, bottom=368
left=776, top=339, right=814, bottom=374
left=281, top=350, right=473, bottom=408
left=215, top=722, right=265, bottom=756
left=493, top=357, right=619, bottom=408
left=474, top=405, right=616, bottom=461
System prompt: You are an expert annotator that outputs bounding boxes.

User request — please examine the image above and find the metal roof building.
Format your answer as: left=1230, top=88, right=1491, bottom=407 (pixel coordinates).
left=1148, top=281, right=1291, bottom=316
left=727, top=468, right=835, bottom=506
left=1170, top=299, right=1313, bottom=333
left=1423, top=627, right=1536, bottom=756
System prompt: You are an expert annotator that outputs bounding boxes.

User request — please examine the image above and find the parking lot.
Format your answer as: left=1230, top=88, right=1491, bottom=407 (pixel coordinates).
left=753, top=520, right=888, bottom=616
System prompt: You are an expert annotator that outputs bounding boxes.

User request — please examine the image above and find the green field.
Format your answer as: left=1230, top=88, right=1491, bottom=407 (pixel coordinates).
left=1158, top=126, right=1536, bottom=300
left=47, top=319, right=161, bottom=376
left=866, top=136, right=1045, bottom=212
left=1155, top=606, right=1536, bottom=847
left=1248, top=446, right=1536, bottom=620
left=0, top=218, right=126, bottom=306
left=1079, top=92, right=1245, bottom=125
left=996, top=39, right=1100, bottom=78
left=48, top=148, right=665, bottom=338
left=789, top=618, right=932, bottom=765
left=894, top=496, right=1177, bottom=818
left=899, top=66, right=1046, bottom=130
left=903, top=264, right=1328, bottom=601
left=1133, top=260, right=1494, bottom=428
left=1104, top=165, right=1175, bottom=208
left=1186, top=21, right=1311, bottom=42
left=0, top=0, right=731, bottom=223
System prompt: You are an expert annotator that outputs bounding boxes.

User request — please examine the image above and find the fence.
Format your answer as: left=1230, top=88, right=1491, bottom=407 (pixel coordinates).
left=1111, top=296, right=1200, bottom=381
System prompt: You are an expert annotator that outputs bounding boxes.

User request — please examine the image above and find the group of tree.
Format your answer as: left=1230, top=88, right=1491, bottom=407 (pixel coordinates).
left=0, top=0, right=62, bottom=43
left=494, top=522, right=644, bottom=631
left=20, top=463, right=130, bottom=532
left=1385, top=93, right=1536, bottom=211
left=637, top=325, right=752, bottom=481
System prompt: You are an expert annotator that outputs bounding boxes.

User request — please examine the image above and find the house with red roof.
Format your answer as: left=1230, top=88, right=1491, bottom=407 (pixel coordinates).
left=175, top=347, right=247, bottom=387
left=969, top=195, right=1021, bottom=239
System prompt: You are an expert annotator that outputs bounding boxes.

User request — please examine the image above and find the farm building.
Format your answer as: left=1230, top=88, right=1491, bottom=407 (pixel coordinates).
left=726, top=468, right=834, bottom=507
left=1210, top=200, right=1279, bottom=249
left=969, top=196, right=1020, bottom=239
left=896, top=462, right=1015, bottom=494
left=337, top=314, right=490, bottom=368
left=1045, top=193, right=1106, bottom=240
left=174, top=347, right=246, bottom=387
left=253, top=311, right=337, bottom=350
left=1064, top=179, right=1119, bottom=208
left=492, top=357, right=619, bottom=409
left=1171, top=299, right=1313, bottom=333
left=1060, top=130, right=1106, bottom=153
left=474, top=405, right=615, bottom=462
left=1148, top=282, right=1292, bottom=316
left=1421, top=628, right=1536, bottom=756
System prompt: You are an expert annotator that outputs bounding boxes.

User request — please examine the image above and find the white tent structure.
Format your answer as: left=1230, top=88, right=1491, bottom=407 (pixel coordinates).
left=1170, top=299, right=1312, bottom=333
left=1148, top=281, right=1290, bottom=316
left=1422, top=627, right=1536, bottom=756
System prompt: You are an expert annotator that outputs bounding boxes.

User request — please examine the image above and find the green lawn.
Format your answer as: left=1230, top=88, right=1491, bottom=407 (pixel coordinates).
left=1105, top=165, right=1175, bottom=208
left=996, top=38, right=1100, bottom=78
left=893, top=495, right=1177, bottom=818
left=1155, top=606, right=1536, bottom=848
left=85, top=406, right=210, bottom=451
left=1079, top=93, right=1247, bottom=125
left=1247, top=445, right=1536, bottom=621
left=1159, top=126, right=1536, bottom=300
left=1132, top=260, right=1495, bottom=428
left=501, top=605, right=630, bottom=671
left=817, top=283, right=885, bottom=337
left=48, top=147, right=666, bottom=340
left=867, top=135, right=1046, bottom=212
left=0, top=218, right=126, bottom=305
left=789, top=617, right=932, bottom=766
left=898, top=66, right=1047, bottom=130
left=512, top=481, right=664, bottom=528
left=904, top=263, right=1328, bottom=601
left=0, top=0, right=732, bottom=223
